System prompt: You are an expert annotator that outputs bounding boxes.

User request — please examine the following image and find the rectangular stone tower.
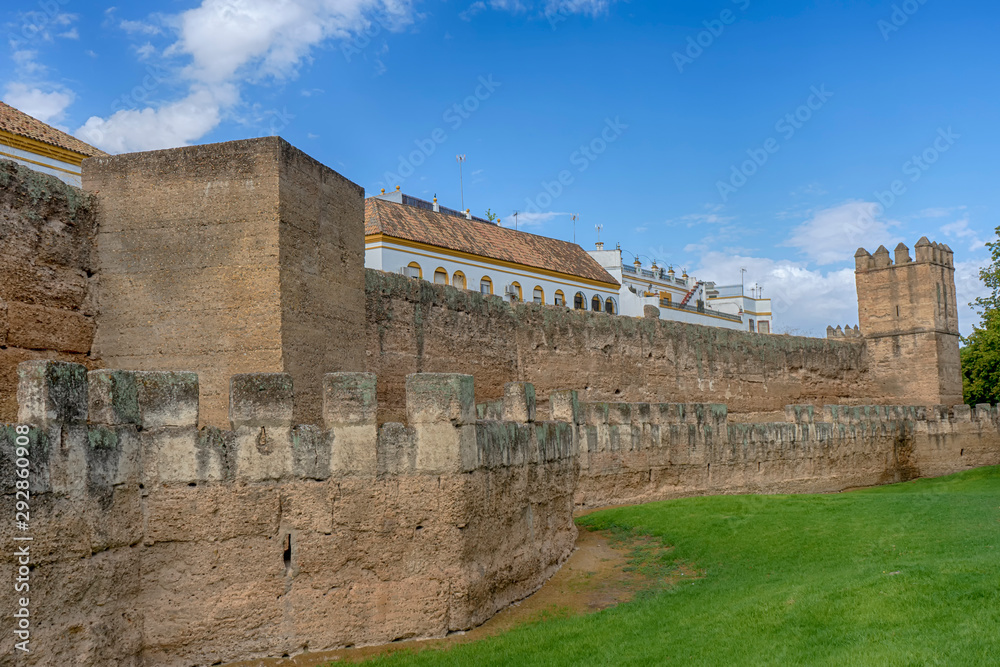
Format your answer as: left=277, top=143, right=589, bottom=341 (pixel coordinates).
left=83, top=137, right=366, bottom=427
left=855, top=237, right=961, bottom=406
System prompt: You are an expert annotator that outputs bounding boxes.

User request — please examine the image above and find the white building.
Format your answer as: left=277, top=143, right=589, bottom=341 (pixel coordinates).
left=588, top=244, right=773, bottom=333
left=366, top=191, right=622, bottom=312
left=0, top=101, right=106, bottom=186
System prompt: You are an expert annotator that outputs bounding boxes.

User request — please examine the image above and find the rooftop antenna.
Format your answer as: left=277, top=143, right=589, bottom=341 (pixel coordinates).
left=456, top=154, right=466, bottom=211
left=595, top=224, right=603, bottom=243
left=513, top=211, right=518, bottom=230
left=740, top=267, right=747, bottom=296
left=571, top=213, right=579, bottom=244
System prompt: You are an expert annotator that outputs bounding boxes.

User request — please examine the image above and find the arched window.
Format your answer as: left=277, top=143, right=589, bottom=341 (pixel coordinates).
left=453, top=271, right=467, bottom=289
left=480, top=276, right=493, bottom=295
left=433, top=267, right=448, bottom=285
left=406, top=261, right=422, bottom=279
left=605, top=297, right=617, bottom=315
left=591, top=294, right=603, bottom=312
left=574, top=292, right=585, bottom=310
left=554, top=290, right=566, bottom=306
left=532, top=286, right=544, bottom=304
left=508, top=281, right=522, bottom=302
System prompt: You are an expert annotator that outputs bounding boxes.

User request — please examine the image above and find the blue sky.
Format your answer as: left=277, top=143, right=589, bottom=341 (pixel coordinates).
left=3, top=0, right=998, bottom=335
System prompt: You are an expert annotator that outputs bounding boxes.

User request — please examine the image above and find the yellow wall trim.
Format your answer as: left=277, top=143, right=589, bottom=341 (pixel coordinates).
left=0, top=149, right=80, bottom=176
left=367, top=234, right=620, bottom=291
left=0, top=129, right=90, bottom=166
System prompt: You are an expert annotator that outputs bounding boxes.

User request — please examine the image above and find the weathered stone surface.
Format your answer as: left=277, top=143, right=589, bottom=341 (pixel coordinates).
left=5, top=361, right=1000, bottom=666
left=17, top=360, right=88, bottom=426
left=7, top=301, right=95, bottom=353
left=85, top=137, right=366, bottom=427
left=502, top=382, right=536, bottom=423
left=230, top=373, right=294, bottom=428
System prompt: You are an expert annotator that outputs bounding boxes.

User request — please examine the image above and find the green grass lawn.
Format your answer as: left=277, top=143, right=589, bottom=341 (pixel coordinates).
left=361, top=466, right=1000, bottom=666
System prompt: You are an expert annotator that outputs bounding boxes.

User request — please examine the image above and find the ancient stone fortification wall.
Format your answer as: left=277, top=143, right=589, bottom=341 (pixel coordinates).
left=0, top=159, right=99, bottom=422
left=365, top=270, right=874, bottom=424
left=855, top=239, right=962, bottom=406
left=569, top=398, right=1000, bottom=509
left=1, top=361, right=575, bottom=666
left=5, top=361, right=996, bottom=664
left=84, top=137, right=366, bottom=429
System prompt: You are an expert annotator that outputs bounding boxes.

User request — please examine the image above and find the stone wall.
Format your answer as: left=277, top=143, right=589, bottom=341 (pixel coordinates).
left=83, top=137, right=366, bottom=428
left=569, top=398, right=1000, bottom=509
left=0, top=159, right=99, bottom=423
left=855, top=239, right=962, bottom=406
left=4, top=361, right=996, bottom=665
left=0, top=361, right=576, bottom=666
left=365, top=270, right=875, bottom=425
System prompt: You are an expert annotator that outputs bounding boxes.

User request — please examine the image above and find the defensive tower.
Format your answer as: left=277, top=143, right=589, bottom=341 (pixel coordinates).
left=854, top=237, right=961, bottom=405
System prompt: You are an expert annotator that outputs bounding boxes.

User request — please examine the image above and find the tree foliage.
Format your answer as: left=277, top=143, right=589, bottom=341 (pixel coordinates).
left=962, top=225, right=1000, bottom=405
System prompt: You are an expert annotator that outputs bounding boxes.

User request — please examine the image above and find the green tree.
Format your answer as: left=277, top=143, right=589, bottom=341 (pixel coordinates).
left=962, top=225, right=1000, bottom=405
left=484, top=208, right=498, bottom=223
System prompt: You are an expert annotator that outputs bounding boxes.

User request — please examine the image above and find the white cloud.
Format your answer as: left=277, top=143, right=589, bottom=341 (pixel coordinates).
left=516, top=210, right=568, bottom=226
left=913, top=205, right=966, bottom=219
left=940, top=217, right=987, bottom=253
left=668, top=203, right=733, bottom=227
left=459, top=1, right=488, bottom=20
left=544, top=0, right=616, bottom=17
left=790, top=182, right=827, bottom=197
left=170, top=0, right=413, bottom=84
left=77, top=85, right=235, bottom=153
left=78, top=0, right=417, bottom=153
left=58, top=28, right=79, bottom=40
left=77, top=0, right=413, bottom=152
left=120, top=19, right=163, bottom=36
left=3, top=82, right=74, bottom=123
left=690, top=250, right=859, bottom=337
left=11, top=49, right=45, bottom=76
left=460, top=0, right=615, bottom=20
left=134, top=42, right=156, bottom=60
left=954, top=258, right=989, bottom=337
left=785, top=200, right=901, bottom=265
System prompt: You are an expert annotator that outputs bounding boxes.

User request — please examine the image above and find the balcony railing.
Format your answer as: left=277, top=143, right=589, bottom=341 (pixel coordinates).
left=659, top=299, right=743, bottom=323
left=622, top=264, right=688, bottom=286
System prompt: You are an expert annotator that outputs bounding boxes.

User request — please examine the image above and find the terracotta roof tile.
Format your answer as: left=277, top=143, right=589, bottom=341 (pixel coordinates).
left=0, top=101, right=107, bottom=157
left=366, top=198, right=619, bottom=287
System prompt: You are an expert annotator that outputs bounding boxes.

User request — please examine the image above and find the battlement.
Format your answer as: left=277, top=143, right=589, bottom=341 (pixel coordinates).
left=853, top=237, right=961, bottom=406
left=854, top=237, right=954, bottom=271
left=13, top=361, right=577, bottom=490
left=826, top=324, right=862, bottom=339
left=6, top=360, right=998, bottom=665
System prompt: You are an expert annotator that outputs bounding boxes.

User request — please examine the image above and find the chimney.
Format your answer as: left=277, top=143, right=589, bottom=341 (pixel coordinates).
left=596, top=242, right=605, bottom=250
left=465, top=208, right=471, bottom=220
left=433, top=196, right=439, bottom=213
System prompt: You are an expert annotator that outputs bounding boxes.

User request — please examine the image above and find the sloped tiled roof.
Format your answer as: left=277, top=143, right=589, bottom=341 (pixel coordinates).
left=0, top=101, right=107, bottom=157
left=366, top=197, right=619, bottom=287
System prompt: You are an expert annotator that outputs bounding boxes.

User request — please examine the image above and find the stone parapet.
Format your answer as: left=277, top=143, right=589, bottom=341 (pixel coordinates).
left=3, top=361, right=577, bottom=666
